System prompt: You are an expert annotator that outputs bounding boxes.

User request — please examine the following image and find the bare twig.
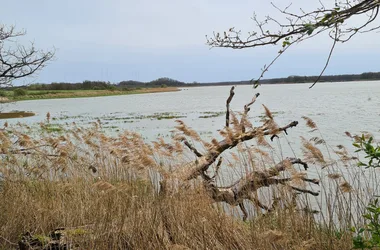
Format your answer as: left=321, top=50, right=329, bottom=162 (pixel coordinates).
left=207, top=0, right=380, bottom=87
left=309, top=25, right=339, bottom=88
left=241, top=93, right=260, bottom=133
left=183, top=139, right=203, bottom=157
left=0, top=235, right=18, bottom=246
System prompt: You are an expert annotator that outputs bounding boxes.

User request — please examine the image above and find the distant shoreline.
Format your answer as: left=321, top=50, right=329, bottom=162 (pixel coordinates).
left=2, top=87, right=180, bottom=102
left=198, top=78, right=380, bottom=87
left=181, top=79, right=380, bottom=88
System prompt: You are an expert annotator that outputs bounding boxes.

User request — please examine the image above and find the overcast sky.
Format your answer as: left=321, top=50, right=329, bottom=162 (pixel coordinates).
left=1, top=0, right=379, bottom=84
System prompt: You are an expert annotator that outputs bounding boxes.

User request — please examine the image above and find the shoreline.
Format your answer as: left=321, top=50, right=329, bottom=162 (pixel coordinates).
left=182, top=79, right=380, bottom=88
left=5, top=87, right=180, bottom=102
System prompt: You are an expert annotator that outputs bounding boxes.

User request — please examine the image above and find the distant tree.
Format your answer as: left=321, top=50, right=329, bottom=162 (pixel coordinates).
left=117, top=80, right=145, bottom=87
left=207, top=0, right=380, bottom=88
left=148, top=77, right=185, bottom=87
left=0, top=24, right=54, bottom=87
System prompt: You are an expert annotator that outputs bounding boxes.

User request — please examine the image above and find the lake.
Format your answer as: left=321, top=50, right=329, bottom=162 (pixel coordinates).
left=1, top=81, right=380, bottom=217
left=1, top=81, right=379, bottom=148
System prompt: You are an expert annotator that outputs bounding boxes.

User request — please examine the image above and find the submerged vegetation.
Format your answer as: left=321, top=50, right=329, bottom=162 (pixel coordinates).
left=0, top=88, right=378, bottom=249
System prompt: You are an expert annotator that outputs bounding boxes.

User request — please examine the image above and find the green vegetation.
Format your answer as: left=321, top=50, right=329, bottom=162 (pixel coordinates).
left=201, top=72, right=380, bottom=86
left=198, top=111, right=225, bottom=118
left=13, top=88, right=27, bottom=96
left=3, top=71, right=380, bottom=100
left=42, top=123, right=64, bottom=133
left=351, top=136, right=380, bottom=249
left=354, top=136, right=380, bottom=168
left=352, top=198, right=380, bottom=249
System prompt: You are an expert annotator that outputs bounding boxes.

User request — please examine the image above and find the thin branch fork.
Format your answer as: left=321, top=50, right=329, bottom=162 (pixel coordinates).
left=182, top=139, right=203, bottom=157
left=174, top=119, right=298, bottom=182
left=173, top=89, right=299, bottom=181
left=241, top=93, right=260, bottom=133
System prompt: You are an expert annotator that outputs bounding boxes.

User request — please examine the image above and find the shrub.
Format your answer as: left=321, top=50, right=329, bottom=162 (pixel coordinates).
left=0, top=90, right=7, bottom=97
left=122, top=87, right=133, bottom=92
left=13, top=88, right=28, bottom=96
left=107, top=85, right=117, bottom=91
left=352, top=136, right=380, bottom=249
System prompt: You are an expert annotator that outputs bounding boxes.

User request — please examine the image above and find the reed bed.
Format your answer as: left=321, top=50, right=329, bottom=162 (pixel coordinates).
left=0, top=112, right=377, bottom=249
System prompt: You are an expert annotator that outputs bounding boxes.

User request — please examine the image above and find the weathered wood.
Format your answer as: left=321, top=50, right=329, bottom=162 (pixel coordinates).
left=161, top=89, right=319, bottom=221
left=201, top=158, right=319, bottom=220
left=225, top=86, right=235, bottom=127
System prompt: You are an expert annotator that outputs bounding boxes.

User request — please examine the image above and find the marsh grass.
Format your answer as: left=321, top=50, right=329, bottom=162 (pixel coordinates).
left=0, top=111, right=35, bottom=119
left=0, top=117, right=377, bottom=249
left=5, top=87, right=180, bottom=101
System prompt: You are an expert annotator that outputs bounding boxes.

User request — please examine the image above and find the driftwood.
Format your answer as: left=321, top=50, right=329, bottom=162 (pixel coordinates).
left=201, top=157, right=319, bottom=220
left=161, top=86, right=320, bottom=221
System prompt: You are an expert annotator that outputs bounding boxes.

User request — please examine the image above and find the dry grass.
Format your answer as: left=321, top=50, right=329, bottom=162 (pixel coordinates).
left=9, top=87, right=180, bottom=101
left=0, top=112, right=35, bottom=119
left=0, top=116, right=376, bottom=249
left=0, top=179, right=353, bottom=249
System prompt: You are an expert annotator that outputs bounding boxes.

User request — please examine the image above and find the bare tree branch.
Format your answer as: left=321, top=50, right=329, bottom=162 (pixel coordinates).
left=0, top=24, right=54, bottom=87
left=183, top=139, right=203, bottom=157
left=309, top=24, right=339, bottom=88
left=161, top=88, right=319, bottom=221
left=207, top=0, right=380, bottom=87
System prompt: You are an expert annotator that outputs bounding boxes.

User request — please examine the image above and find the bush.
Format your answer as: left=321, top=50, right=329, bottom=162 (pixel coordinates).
left=13, top=88, right=28, bottom=96
left=107, top=85, right=117, bottom=91
left=0, top=90, right=7, bottom=97
left=121, top=87, right=134, bottom=92
left=352, top=136, right=380, bottom=249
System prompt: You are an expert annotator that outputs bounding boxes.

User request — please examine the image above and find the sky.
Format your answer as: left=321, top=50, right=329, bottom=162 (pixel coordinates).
left=1, top=0, right=380, bottom=84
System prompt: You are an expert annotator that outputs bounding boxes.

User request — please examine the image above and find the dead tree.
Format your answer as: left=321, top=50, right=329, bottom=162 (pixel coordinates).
left=0, top=24, right=54, bottom=87
left=161, top=86, right=320, bottom=221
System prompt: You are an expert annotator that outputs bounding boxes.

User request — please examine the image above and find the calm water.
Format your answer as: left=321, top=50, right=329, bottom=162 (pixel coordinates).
left=2, top=81, right=379, bottom=148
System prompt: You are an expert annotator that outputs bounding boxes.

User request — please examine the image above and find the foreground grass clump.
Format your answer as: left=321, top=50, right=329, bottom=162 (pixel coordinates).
left=0, top=118, right=367, bottom=249
left=0, top=178, right=352, bottom=249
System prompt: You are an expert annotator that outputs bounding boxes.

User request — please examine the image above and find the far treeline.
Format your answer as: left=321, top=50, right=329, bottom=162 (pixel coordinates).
left=7, top=72, right=380, bottom=91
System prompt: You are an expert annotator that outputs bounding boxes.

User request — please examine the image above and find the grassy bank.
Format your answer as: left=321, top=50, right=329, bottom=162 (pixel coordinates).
left=0, top=111, right=35, bottom=119
left=0, top=87, right=179, bottom=101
